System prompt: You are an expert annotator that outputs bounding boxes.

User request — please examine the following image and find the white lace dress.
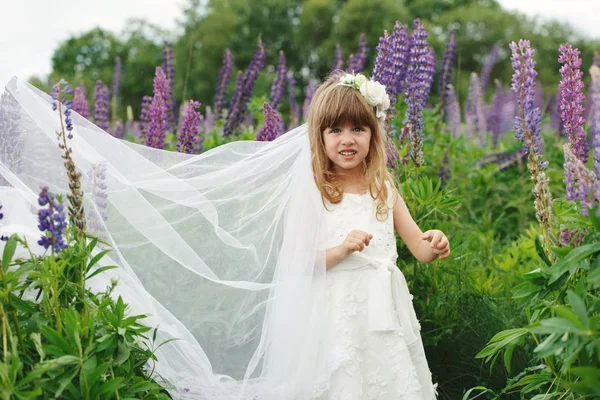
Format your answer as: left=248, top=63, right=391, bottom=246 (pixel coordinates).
left=318, top=191, right=438, bottom=400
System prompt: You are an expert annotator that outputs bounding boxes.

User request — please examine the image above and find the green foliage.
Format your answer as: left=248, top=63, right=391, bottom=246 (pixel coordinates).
left=472, top=212, right=600, bottom=399
left=0, top=224, right=169, bottom=399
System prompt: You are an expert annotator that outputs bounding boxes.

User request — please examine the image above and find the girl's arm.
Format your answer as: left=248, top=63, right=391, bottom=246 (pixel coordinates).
left=392, top=190, right=449, bottom=263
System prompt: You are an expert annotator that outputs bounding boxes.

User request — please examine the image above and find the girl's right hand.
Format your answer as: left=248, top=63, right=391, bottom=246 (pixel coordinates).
left=338, top=230, right=373, bottom=259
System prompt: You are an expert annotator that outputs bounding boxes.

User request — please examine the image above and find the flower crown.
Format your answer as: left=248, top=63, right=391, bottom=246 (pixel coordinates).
left=337, top=72, right=390, bottom=122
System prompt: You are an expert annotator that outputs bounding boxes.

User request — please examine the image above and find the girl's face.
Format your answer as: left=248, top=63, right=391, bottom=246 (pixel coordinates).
left=322, top=120, right=371, bottom=176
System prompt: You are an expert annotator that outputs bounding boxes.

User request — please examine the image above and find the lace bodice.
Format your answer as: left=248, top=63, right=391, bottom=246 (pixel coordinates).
left=322, top=191, right=397, bottom=266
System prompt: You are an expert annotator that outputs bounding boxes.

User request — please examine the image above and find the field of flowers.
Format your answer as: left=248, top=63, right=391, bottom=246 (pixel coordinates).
left=1, top=12, right=599, bottom=400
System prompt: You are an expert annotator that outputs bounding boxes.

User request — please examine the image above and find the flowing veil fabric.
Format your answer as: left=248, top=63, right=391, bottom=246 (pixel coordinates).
left=0, top=77, right=333, bottom=399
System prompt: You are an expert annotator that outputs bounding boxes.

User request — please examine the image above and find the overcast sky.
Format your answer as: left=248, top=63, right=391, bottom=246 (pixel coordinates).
left=0, top=0, right=598, bottom=88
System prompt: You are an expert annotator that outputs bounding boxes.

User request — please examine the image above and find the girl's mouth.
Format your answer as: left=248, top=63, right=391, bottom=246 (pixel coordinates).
left=339, top=150, right=357, bottom=160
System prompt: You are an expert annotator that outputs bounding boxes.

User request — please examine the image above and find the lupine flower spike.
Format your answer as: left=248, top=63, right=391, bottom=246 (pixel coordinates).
left=509, top=40, right=554, bottom=249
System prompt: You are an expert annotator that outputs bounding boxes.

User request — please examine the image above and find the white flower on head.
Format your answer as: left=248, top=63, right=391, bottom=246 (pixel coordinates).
left=337, top=72, right=390, bottom=122
left=353, top=74, right=367, bottom=88
left=359, top=80, right=387, bottom=107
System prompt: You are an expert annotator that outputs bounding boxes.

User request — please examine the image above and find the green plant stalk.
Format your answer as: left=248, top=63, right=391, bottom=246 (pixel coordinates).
left=0, top=254, right=25, bottom=352
left=110, top=365, right=121, bottom=400
left=1, top=302, right=9, bottom=362
left=48, top=251, right=64, bottom=335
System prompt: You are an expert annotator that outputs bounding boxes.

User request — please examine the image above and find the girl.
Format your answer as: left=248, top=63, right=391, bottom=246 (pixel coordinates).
left=308, top=71, right=449, bottom=399
left=0, top=72, right=448, bottom=399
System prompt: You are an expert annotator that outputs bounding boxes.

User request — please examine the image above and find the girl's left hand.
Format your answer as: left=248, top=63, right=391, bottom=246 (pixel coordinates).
left=422, top=230, right=451, bottom=260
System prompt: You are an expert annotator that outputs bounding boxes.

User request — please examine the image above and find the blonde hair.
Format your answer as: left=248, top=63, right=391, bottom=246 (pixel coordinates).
left=307, top=70, right=396, bottom=220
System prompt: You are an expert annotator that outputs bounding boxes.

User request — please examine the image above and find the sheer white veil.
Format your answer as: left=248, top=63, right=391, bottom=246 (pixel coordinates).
left=0, top=77, right=333, bottom=399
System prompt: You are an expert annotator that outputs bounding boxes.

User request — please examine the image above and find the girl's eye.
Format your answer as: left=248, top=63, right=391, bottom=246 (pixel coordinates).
left=354, top=127, right=364, bottom=132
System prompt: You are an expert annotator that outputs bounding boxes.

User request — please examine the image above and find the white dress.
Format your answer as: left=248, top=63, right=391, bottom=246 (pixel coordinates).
left=319, top=190, right=438, bottom=400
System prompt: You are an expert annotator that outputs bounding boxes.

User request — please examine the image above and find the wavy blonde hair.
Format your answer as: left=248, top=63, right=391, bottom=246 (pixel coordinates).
left=307, top=70, right=396, bottom=220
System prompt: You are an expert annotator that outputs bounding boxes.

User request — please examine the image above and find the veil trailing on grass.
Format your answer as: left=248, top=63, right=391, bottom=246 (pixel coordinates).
left=0, top=77, right=332, bottom=399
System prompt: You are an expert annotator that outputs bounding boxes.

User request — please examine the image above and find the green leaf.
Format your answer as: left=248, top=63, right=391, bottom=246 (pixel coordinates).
left=553, top=306, right=585, bottom=329
left=113, top=341, right=131, bottom=366
left=529, top=318, right=583, bottom=335
left=86, top=249, right=111, bottom=272
left=86, top=236, right=99, bottom=254
left=86, top=265, right=118, bottom=280
left=96, top=378, right=125, bottom=397
left=121, top=381, right=160, bottom=396
left=2, top=234, right=18, bottom=271
left=535, top=235, right=552, bottom=267
left=547, top=243, right=600, bottom=284
left=566, top=291, right=589, bottom=327
left=40, top=325, right=74, bottom=356
left=503, top=343, right=516, bottom=374
left=461, top=386, right=491, bottom=400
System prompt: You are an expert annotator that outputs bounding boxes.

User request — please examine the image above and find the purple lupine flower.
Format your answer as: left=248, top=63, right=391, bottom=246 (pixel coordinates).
left=270, top=51, right=287, bottom=109
left=590, top=65, right=600, bottom=178
left=162, top=41, right=177, bottom=133
left=474, top=148, right=527, bottom=172
left=126, top=120, right=141, bottom=139
left=94, top=80, right=110, bottom=131
left=480, top=45, right=499, bottom=94
left=466, top=73, right=487, bottom=146
left=139, top=95, right=152, bottom=140
left=388, top=21, right=410, bottom=98
left=223, top=70, right=244, bottom=136
left=445, top=84, right=461, bottom=136
left=203, top=105, right=215, bottom=137
left=256, top=102, right=283, bottom=142
left=287, top=71, right=300, bottom=129
left=500, top=90, right=517, bottom=135
left=303, top=79, right=317, bottom=121
left=177, top=100, right=203, bottom=154
left=346, top=33, right=368, bottom=73
left=86, top=161, right=109, bottom=242
left=510, top=40, right=545, bottom=160
left=72, top=86, right=90, bottom=119
left=563, top=143, right=598, bottom=216
left=111, top=119, right=124, bottom=139
left=111, top=56, right=122, bottom=118
left=332, top=44, right=344, bottom=72
left=223, top=39, right=267, bottom=136
left=438, top=29, right=456, bottom=105
left=373, top=30, right=393, bottom=90
left=37, top=186, right=68, bottom=253
left=51, top=79, right=75, bottom=139
left=397, top=125, right=410, bottom=166
left=373, top=22, right=409, bottom=109
left=510, top=39, right=554, bottom=245
left=403, top=19, right=430, bottom=168
left=558, top=43, right=588, bottom=163
left=385, top=140, right=400, bottom=168
left=0, top=91, right=24, bottom=177
left=488, top=79, right=504, bottom=148
left=422, top=45, right=437, bottom=105
left=145, top=67, right=170, bottom=149
left=213, top=49, right=234, bottom=118
left=439, top=150, right=450, bottom=185
left=559, top=227, right=584, bottom=248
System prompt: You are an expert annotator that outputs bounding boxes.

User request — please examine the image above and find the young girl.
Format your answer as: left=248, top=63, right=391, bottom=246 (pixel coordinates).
left=0, top=73, right=448, bottom=399
left=308, top=71, right=450, bottom=399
